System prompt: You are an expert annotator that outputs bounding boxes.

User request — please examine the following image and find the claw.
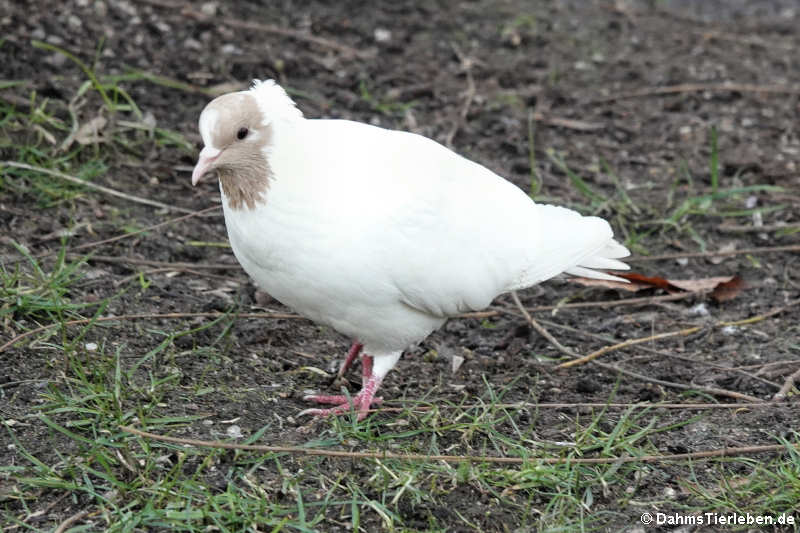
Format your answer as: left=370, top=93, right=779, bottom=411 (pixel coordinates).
left=301, top=368, right=384, bottom=420
left=303, top=393, right=383, bottom=406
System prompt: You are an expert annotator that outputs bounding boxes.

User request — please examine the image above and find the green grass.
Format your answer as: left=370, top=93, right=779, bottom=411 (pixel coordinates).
left=358, top=80, right=417, bottom=117
left=1, top=41, right=192, bottom=208
left=3, top=40, right=799, bottom=533
left=3, top=343, right=798, bottom=531
left=527, top=109, right=541, bottom=198
left=1, top=242, right=90, bottom=322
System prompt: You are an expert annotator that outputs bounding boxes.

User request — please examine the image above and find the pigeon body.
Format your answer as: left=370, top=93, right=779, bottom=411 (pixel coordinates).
left=192, top=80, right=630, bottom=419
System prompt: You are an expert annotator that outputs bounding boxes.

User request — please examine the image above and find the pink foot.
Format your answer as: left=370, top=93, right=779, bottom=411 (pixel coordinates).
left=302, top=391, right=383, bottom=407
left=300, top=390, right=382, bottom=420
left=301, top=357, right=383, bottom=421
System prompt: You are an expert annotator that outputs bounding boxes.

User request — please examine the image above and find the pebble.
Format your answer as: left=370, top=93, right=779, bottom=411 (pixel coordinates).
left=374, top=28, right=391, bottom=42
left=46, top=34, right=65, bottom=46
left=184, top=37, right=202, bottom=51
left=687, top=303, right=709, bottom=317
left=451, top=354, right=464, bottom=374
left=201, top=2, right=218, bottom=16
left=113, top=0, right=138, bottom=17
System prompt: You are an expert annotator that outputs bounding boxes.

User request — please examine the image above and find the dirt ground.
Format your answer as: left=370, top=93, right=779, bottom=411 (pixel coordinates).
left=2, top=0, right=800, bottom=531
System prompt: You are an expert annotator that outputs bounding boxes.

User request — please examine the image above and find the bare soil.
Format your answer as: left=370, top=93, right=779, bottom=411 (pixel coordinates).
left=2, top=0, right=799, bottom=531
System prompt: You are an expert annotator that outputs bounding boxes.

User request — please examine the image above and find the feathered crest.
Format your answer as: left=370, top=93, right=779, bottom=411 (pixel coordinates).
left=250, top=79, right=303, bottom=123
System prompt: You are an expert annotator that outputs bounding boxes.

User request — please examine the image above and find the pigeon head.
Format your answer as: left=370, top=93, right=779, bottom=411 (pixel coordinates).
left=192, top=81, right=302, bottom=209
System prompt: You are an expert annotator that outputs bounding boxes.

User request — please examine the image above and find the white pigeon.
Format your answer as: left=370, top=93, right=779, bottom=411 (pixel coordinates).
left=191, top=80, right=630, bottom=420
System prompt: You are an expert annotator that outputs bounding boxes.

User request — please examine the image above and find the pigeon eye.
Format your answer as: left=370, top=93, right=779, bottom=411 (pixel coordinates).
left=236, top=127, right=249, bottom=140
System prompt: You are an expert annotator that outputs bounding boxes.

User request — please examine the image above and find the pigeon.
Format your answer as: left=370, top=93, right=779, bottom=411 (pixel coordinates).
left=191, top=80, right=630, bottom=420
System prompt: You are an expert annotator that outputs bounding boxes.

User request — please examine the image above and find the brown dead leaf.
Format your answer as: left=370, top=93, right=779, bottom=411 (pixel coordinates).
left=60, top=115, right=108, bottom=152
left=75, top=116, right=108, bottom=145
left=571, top=272, right=746, bottom=302
left=570, top=277, right=642, bottom=292
left=617, top=272, right=672, bottom=289
left=667, top=276, right=734, bottom=292
left=710, top=276, right=746, bottom=302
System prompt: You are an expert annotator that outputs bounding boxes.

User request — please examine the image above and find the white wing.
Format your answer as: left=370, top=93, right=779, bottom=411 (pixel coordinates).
left=241, top=120, right=628, bottom=330
left=259, top=118, right=629, bottom=320
left=374, top=158, right=631, bottom=316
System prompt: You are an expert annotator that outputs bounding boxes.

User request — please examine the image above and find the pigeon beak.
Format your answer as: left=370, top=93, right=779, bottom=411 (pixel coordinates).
left=191, top=147, right=222, bottom=186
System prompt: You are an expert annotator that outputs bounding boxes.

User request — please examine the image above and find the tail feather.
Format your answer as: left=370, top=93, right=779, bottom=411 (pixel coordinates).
left=572, top=254, right=630, bottom=271
left=599, top=239, right=630, bottom=259
left=566, top=238, right=630, bottom=282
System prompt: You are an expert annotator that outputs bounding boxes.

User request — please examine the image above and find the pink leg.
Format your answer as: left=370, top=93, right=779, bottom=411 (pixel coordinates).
left=361, top=353, right=373, bottom=386
left=302, top=354, right=383, bottom=420
left=337, top=342, right=363, bottom=380
left=305, top=355, right=381, bottom=404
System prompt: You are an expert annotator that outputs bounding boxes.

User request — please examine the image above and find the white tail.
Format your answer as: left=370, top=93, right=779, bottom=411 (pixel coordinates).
left=565, top=238, right=630, bottom=282
left=507, top=204, right=631, bottom=290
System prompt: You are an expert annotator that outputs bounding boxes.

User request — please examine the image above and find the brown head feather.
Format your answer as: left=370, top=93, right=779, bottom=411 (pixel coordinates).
left=200, top=92, right=272, bottom=210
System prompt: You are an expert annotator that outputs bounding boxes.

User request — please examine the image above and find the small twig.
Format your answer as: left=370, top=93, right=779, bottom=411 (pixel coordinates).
left=0, top=91, right=33, bottom=107
left=182, top=8, right=370, bottom=59
left=626, top=244, right=800, bottom=263
left=21, top=491, right=71, bottom=525
left=466, top=291, right=709, bottom=322
left=590, top=360, right=763, bottom=403
left=738, top=359, right=800, bottom=372
left=71, top=254, right=235, bottom=270
left=72, top=206, right=218, bottom=252
left=2, top=161, right=195, bottom=213
left=109, top=267, right=238, bottom=287
left=444, top=43, right=476, bottom=148
left=528, top=317, right=793, bottom=402
left=0, top=311, right=302, bottom=353
left=773, top=367, right=800, bottom=401
left=558, top=299, right=800, bottom=368
left=545, top=291, right=697, bottom=311
left=110, top=267, right=178, bottom=287
left=511, top=291, right=579, bottom=358
left=652, top=352, right=781, bottom=391
left=718, top=222, right=800, bottom=234
left=53, top=510, right=90, bottom=533
left=120, top=425, right=796, bottom=465
left=139, top=0, right=183, bottom=8
left=537, top=317, right=783, bottom=389
left=6, top=206, right=221, bottom=266
left=372, top=401, right=782, bottom=413
left=692, top=29, right=795, bottom=52
left=558, top=325, right=701, bottom=369
left=585, top=82, right=800, bottom=105
left=531, top=111, right=604, bottom=132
